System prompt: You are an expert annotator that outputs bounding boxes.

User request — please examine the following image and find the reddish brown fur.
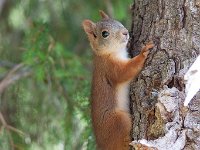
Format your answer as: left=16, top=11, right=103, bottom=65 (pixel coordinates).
left=82, top=10, right=154, bottom=150
left=91, top=43, right=154, bottom=150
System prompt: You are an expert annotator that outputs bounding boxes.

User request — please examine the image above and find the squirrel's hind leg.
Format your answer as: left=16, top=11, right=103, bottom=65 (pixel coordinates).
left=99, top=109, right=131, bottom=150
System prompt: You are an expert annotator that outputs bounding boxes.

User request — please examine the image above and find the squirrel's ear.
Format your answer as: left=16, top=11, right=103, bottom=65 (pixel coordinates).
left=82, top=19, right=96, bottom=36
left=99, top=10, right=109, bottom=19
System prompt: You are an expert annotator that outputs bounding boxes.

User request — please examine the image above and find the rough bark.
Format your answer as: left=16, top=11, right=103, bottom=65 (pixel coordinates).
left=129, top=0, right=200, bottom=149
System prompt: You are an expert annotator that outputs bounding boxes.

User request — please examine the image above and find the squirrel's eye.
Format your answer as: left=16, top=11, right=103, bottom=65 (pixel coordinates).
left=102, top=31, right=110, bottom=38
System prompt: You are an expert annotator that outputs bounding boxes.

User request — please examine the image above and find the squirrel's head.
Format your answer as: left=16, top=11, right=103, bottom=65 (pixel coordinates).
left=82, top=10, right=129, bottom=56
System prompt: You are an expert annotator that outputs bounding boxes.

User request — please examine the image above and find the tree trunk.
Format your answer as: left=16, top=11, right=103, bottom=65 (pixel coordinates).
left=129, top=0, right=200, bottom=149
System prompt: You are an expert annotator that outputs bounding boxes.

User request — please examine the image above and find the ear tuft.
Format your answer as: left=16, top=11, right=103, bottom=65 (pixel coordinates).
left=99, top=10, right=109, bottom=19
left=82, top=19, right=96, bottom=35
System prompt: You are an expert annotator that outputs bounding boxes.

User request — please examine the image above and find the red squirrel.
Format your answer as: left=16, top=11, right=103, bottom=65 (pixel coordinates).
left=82, top=11, right=154, bottom=150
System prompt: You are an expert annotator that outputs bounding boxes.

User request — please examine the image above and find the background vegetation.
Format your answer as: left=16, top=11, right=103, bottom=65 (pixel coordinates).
left=0, top=0, right=132, bottom=149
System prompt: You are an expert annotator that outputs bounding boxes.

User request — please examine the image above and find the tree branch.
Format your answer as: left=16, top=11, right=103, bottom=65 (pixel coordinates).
left=0, top=112, right=14, bottom=150
left=0, top=63, right=32, bottom=94
left=0, top=112, right=26, bottom=150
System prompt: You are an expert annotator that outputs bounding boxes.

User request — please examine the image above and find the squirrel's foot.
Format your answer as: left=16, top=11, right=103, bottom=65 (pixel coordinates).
left=140, top=41, right=154, bottom=57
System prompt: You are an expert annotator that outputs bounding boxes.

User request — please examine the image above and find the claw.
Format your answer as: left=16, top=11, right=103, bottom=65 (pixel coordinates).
left=141, top=41, right=154, bottom=57
left=145, top=41, right=154, bottom=50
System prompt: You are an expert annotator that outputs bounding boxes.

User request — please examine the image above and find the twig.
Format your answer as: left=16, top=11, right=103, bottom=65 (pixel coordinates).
left=0, top=63, right=31, bottom=148
left=6, top=64, right=24, bottom=77
left=7, top=125, right=25, bottom=136
left=0, top=63, right=32, bottom=94
left=0, top=112, right=14, bottom=150
left=0, top=112, right=26, bottom=150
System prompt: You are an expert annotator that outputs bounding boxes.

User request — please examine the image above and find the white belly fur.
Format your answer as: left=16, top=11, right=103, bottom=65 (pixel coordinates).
left=116, top=82, right=130, bottom=112
left=115, top=47, right=130, bottom=112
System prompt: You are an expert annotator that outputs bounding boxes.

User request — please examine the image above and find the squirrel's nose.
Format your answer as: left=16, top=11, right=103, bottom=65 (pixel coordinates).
left=122, top=32, right=128, bottom=35
left=121, top=29, right=129, bottom=40
left=122, top=30, right=129, bottom=36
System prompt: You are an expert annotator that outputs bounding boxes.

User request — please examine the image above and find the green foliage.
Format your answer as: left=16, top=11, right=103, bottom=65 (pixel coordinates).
left=0, top=0, right=133, bottom=149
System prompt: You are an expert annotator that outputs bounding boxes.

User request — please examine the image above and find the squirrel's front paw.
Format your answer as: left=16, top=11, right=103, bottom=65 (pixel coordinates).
left=140, top=41, right=154, bottom=57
